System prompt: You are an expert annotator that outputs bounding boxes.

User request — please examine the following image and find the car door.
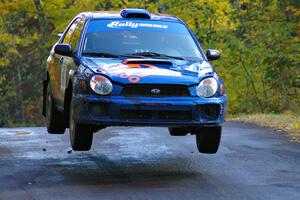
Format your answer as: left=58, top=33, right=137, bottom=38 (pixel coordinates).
left=61, top=17, right=86, bottom=103
left=54, top=18, right=81, bottom=104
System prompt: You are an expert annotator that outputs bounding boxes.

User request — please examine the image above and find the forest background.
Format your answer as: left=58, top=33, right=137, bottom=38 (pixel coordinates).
left=0, top=0, right=299, bottom=127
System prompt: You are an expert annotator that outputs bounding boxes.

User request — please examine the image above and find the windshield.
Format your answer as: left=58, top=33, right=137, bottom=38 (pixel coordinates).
left=82, top=19, right=203, bottom=60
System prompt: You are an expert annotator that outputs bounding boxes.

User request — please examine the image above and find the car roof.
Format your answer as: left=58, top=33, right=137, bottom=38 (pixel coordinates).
left=78, top=10, right=182, bottom=23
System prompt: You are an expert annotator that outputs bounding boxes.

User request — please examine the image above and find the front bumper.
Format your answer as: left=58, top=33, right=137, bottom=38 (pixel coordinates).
left=73, top=94, right=227, bottom=127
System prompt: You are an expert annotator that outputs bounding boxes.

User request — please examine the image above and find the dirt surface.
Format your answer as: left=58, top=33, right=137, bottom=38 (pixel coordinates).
left=0, top=122, right=299, bottom=200
left=233, top=114, right=300, bottom=142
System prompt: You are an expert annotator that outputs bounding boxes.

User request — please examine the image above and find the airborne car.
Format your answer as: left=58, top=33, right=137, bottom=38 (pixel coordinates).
left=43, top=9, right=227, bottom=154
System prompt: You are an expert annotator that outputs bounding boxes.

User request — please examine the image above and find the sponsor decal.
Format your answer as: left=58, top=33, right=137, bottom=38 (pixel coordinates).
left=107, top=21, right=168, bottom=29
left=123, top=68, right=181, bottom=77
left=78, top=64, right=86, bottom=73
left=78, top=64, right=93, bottom=77
left=96, top=63, right=181, bottom=83
left=199, top=68, right=213, bottom=76
left=185, top=62, right=214, bottom=76
left=84, top=68, right=93, bottom=77
left=128, top=76, right=140, bottom=83
left=60, top=63, right=67, bottom=90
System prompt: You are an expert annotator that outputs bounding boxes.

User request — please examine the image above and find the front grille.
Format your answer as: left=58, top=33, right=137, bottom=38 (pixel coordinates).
left=121, top=84, right=190, bottom=97
left=120, top=110, right=192, bottom=121
left=158, top=110, right=192, bottom=120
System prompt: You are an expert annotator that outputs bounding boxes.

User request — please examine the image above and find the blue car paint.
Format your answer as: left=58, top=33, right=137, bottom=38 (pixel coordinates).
left=73, top=95, right=226, bottom=126
left=63, top=12, right=227, bottom=128
left=72, top=57, right=227, bottom=127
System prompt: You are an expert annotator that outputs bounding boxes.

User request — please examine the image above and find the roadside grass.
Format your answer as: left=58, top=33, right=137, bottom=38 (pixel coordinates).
left=231, top=114, right=300, bottom=143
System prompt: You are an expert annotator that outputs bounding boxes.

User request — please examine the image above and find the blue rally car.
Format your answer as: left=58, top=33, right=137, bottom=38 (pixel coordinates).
left=43, top=9, right=227, bottom=154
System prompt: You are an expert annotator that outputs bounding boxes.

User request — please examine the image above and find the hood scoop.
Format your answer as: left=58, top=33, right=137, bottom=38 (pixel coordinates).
left=123, top=59, right=173, bottom=66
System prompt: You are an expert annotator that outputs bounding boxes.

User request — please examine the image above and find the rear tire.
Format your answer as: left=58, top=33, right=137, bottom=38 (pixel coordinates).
left=69, top=99, right=93, bottom=151
left=194, top=126, right=222, bottom=154
left=45, top=84, right=66, bottom=134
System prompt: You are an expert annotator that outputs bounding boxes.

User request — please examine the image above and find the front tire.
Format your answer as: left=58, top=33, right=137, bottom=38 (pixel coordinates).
left=45, top=84, right=66, bottom=134
left=69, top=99, right=93, bottom=151
left=194, top=126, right=222, bottom=154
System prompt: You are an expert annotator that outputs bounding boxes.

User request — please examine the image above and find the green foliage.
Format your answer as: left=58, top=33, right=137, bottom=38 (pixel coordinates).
left=0, top=0, right=299, bottom=127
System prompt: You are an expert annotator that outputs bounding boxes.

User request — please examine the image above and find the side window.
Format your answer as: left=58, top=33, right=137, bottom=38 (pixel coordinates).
left=62, top=18, right=80, bottom=44
left=69, top=18, right=85, bottom=52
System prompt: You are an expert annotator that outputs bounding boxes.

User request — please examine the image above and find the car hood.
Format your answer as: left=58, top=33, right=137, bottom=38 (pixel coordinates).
left=81, top=57, right=217, bottom=85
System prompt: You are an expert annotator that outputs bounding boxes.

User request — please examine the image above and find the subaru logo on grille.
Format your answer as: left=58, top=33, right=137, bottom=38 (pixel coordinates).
left=150, top=88, right=161, bottom=95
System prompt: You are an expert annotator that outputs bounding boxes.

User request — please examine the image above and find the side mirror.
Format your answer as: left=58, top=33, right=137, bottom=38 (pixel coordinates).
left=206, top=49, right=221, bottom=61
left=54, top=43, right=72, bottom=57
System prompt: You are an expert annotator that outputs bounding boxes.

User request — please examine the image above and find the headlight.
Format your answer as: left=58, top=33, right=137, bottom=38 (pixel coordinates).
left=90, top=75, right=113, bottom=95
left=197, top=77, right=218, bottom=97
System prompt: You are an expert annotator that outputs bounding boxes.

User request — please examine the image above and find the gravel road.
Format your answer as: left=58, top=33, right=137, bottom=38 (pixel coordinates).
left=0, top=122, right=299, bottom=200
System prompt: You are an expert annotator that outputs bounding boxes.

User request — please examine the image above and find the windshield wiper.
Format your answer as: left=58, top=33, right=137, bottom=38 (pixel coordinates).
left=82, top=52, right=147, bottom=59
left=82, top=52, right=120, bottom=58
left=123, top=52, right=185, bottom=60
left=82, top=52, right=186, bottom=60
left=120, top=54, right=146, bottom=58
